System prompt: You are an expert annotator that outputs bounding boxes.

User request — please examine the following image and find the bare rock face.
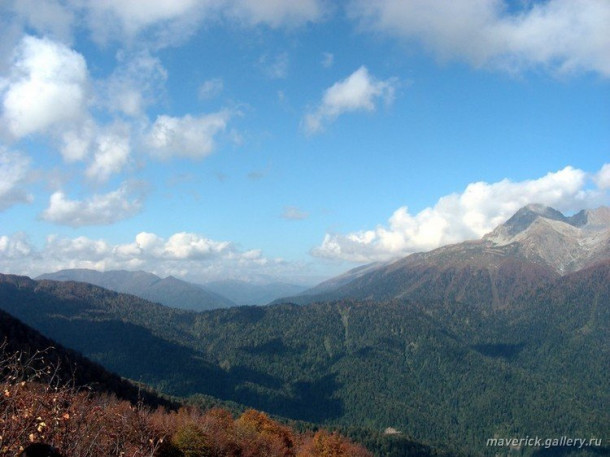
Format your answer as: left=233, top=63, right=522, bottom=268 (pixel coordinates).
left=484, top=205, right=610, bottom=274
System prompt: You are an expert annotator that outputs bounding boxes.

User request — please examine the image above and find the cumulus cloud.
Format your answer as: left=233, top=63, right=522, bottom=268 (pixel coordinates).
left=0, top=230, right=293, bottom=283
left=312, top=164, right=610, bottom=263
left=303, top=66, right=397, bottom=134
left=1, top=35, right=88, bottom=138
left=146, top=111, right=231, bottom=159
left=349, top=0, right=610, bottom=76
left=595, top=163, right=610, bottom=190
left=85, top=124, right=132, bottom=181
left=40, top=183, right=144, bottom=227
left=0, top=232, right=33, bottom=259
left=0, top=147, right=32, bottom=210
left=58, top=119, right=95, bottom=163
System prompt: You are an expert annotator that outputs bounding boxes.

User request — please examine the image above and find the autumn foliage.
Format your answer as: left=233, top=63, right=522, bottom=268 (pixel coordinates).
left=0, top=346, right=371, bottom=457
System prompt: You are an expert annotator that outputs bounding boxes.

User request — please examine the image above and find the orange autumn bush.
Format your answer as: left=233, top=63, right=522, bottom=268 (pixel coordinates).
left=0, top=346, right=371, bottom=457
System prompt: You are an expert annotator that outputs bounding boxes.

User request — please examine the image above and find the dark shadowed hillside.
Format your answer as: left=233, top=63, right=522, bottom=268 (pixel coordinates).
left=0, top=307, right=174, bottom=409
left=0, top=268, right=608, bottom=455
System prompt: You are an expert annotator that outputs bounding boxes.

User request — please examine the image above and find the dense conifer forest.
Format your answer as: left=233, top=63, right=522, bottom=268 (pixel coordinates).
left=0, top=270, right=607, bottom=455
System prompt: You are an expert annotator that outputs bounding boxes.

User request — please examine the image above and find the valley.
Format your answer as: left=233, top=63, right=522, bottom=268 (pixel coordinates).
left=1, top=205, right=609, bottom=456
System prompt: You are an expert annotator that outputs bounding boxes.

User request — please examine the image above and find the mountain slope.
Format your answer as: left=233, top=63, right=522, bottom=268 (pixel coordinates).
left=0, top=271, right=607, bottom=455
left=284, top=205, right=610, bottom=306
left=484, top=205, right=610, bottom=273
left=37, top=268, right=236, bottom=311
left=0, top=306, right=174, bottom=409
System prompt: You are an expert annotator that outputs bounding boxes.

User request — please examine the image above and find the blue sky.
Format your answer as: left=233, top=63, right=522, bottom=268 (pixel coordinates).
left=0, top=0, right=609, bottom=285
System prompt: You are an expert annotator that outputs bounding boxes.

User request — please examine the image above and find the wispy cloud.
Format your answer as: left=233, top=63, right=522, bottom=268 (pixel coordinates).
left=282, top=206, right=309, bottom=221
left=0, top=147, right=32, bottom=210
left=259, top=52, right=289, bottom=79
left=99, top=51, right=168, bottom=117
left=227, top=0, right=327, bottom=28
left=198, top=78, right=224, bottom=100
left=321, top=52, right=334, bottom=68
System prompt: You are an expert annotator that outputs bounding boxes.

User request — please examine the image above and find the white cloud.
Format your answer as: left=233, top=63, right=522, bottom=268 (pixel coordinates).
left=349, top=0, right=610, bottom=76
left=59, top=119, right=95, bottom=163
left=8, top=0, right=75, bottom=43
left=1, top=35, right=88, bottom=138
left=40, top=183, right=143, bottom=227
left=0, top=232, right=33, bottom=259
left=198, top=78, right=224, bottom=100
left=100, top=51, right=168, bottom=117
left=85, top=124, right=132, bottom=181
left=595, top=164, right=610, bottom=190
left=0, top=147, right=32, bottom=210
left=57, top=120, right=132, bottom=181
left=80, top=0, right=326, bottom=46
left=0, top=230, right=294, bottom=283
left=312, top=164, right=610, bottom=263
left=303, top=66, right=397, bottom=134
left=146, top=111, right=231, bottom=159
left=82, top=0, right=206, bottom=46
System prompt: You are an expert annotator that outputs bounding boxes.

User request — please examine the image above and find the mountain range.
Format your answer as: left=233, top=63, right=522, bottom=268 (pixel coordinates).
left=280, top=204, right=610, bottom=305
left=1, top=204, right=608, bottom=456
left=36, top=268, right=236, bottom=311
left=36, top=269, right=309, bottom=308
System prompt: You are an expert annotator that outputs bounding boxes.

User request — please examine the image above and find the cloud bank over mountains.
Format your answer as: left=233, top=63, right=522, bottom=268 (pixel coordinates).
left=0, top=230, right=293, bottom=283
left=313, top=165, right=610, bottom=262
left=1, top=164, right=607, bottom=278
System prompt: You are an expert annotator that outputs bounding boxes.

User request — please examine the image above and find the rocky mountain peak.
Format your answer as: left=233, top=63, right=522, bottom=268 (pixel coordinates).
left=568, top=206, right=610, bottom=228
left=488, top=204, right=567, bottom=239
left=484, top=205, right=610, bottom=274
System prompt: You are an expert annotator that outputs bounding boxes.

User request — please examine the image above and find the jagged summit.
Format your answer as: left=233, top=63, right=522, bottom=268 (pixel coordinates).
left=484, top=205, right=610, bottom=274
left=486, top=204, right=566, bottom=240
left=569, top=206, right=610, bottom=228
left=485, top=204, right=610, bottom=240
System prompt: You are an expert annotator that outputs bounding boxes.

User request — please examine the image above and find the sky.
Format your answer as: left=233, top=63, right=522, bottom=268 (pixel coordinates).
left=0, top=0, right=609, bottom=286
